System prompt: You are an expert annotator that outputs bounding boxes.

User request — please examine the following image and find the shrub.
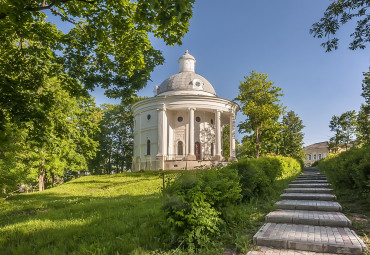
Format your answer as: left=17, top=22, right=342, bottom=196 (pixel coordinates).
left=225, top=156, right=302, bottom=200
left=162, top=168, right=242, bottom=250
left=318, top=145, right=370, bottom=194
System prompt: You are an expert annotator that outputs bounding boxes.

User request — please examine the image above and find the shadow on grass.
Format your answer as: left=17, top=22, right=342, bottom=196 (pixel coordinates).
left=0, top=193, right=168, bottom=255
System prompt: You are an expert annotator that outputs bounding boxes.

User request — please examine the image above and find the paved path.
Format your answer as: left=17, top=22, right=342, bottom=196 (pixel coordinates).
left=247, top=168, right=367, bottom=255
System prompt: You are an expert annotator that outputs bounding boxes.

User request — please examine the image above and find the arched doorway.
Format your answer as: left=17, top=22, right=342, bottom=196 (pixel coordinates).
left=195, top=142, right=201, bottom=160
left=178, top=141, right=183, bottom=155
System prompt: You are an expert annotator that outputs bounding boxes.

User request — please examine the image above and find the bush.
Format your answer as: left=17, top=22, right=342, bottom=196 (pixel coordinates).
left=318, top=145, right=370, bottom=194
left=162, top=168, right=242, bottom=250
left=225, top=156, right=302, bottom=200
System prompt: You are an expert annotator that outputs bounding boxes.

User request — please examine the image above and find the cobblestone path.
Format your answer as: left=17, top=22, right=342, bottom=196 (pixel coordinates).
left=247, top=168, right=367, bottom=255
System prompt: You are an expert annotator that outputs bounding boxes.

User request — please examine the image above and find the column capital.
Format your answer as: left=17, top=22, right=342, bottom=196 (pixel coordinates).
left=188, top=107, right=196, bottom=111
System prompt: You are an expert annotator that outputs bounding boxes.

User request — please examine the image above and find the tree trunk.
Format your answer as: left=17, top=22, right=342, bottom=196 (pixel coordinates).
left=255, top=126, right=260, bottom=158
left=39, top=160, right=45, bottom=191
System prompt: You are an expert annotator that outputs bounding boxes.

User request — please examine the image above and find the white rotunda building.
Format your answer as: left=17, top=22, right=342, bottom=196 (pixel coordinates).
left=132, top=51, right=239, bottom=170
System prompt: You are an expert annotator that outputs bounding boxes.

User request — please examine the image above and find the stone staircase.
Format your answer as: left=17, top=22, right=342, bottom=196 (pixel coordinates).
left=247, top=168, right=367, bottom=255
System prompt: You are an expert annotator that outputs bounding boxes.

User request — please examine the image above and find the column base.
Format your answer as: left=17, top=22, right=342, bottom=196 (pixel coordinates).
left=156, top=155, right=167, bottom=170
left=228, top=157, right=238, bottom=162
left=213, top=155, right=224, bottom=161
left=185, top=155, right=196, bottom=160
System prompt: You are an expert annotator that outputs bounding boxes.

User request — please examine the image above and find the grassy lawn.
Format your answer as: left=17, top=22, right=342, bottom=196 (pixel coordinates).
left=0, top=171, right=172, bottom=255
left=0, top=171, right=299, bottom=255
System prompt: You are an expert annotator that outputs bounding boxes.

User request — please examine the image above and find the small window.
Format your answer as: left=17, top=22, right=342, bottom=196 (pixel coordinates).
left=318, top=154, right=322, bottom=160
left=178, top=141, right=183, bottom=155
left=178, top=116, right=183, bottom=122
left=196, top=117, right=200, bottom=122
left=313, top=154, right=316, bottom=160
left=146, top=139, right=151, bottom=155
left=308, top=154, right=311, bottom=160
left=210, top=119, right=214, bottom=124
left=147, top=114, right=151, bottom=120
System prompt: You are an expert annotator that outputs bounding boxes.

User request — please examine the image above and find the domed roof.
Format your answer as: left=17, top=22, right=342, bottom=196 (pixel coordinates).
left=156, top=51, right=216, bottom=96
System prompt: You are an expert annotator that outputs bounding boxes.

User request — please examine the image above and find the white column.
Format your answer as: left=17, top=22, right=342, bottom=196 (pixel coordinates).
left=215, top=110, right=222, bottom=158
left=229, top=113, right=236, bottom=160
left=188, top=108, right=195, bottom=156
left=168, top=122, right=174, bottom=160
left=157, top=105, right=167, bottom=157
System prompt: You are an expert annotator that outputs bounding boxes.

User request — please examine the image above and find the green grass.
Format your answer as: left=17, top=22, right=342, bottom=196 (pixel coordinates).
left=0, top=171, right=299, bottom=255
left=0, top=171, right=172, bottom=255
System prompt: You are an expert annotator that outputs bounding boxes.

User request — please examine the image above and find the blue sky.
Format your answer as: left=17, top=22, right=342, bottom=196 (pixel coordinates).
left=89, top=1, right=368, bottom=146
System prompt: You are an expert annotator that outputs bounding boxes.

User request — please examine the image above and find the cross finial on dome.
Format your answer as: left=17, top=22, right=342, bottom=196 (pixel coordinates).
left=178, top=50, right=196, bottom=72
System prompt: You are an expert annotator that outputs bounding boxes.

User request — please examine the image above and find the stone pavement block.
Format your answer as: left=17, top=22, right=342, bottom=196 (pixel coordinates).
left=280, top=193, right=337, bottom=201
left=246, top=246, right=339, bottom=254
left=253, top=223, right=366, bottom=254
left=291, top=180, right=328, bottom=184
left=284, top=188, right=333, bottom=194
left=265, top=210, right=352, bottom=227
left=289, top=183, right=331, bottom=188
left=275, top=200, right=342, bottom=212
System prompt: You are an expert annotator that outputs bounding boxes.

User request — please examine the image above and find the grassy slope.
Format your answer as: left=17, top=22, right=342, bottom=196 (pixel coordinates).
left=0, top=171, right=300, bottom=255
left=0, top=171, right=171, bottom=255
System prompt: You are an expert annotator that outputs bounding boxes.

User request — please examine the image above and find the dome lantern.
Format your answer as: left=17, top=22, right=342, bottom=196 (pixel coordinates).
left=178, top=50, right=196, bottom=72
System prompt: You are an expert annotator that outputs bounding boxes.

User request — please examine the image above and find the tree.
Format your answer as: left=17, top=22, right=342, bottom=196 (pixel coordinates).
left=279, top=111, right=305, bottom=160
left=235, top=71, right=285, bottom=158
left=89, top=100, right=137, bottom=174
left=0, top=0, right=195, bottom=131
left=310, top=0, right=369, bottom=52
left=329, top=110, right=357, bottom=152
left=0, top=77, right=101, bottom=192
left=357, top=69, right=370, bottom=144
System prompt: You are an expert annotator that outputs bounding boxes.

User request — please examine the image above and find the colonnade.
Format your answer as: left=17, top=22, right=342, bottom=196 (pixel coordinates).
left=156, top=106, right=236, bottom=161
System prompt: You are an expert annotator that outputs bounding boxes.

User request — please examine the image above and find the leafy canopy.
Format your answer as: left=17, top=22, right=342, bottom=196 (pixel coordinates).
left=310, top=0, right=369, bottom=52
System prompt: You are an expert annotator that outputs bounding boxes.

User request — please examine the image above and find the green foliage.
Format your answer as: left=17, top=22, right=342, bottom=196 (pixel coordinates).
left=224, top=156, right=302, bottom=200
left=162, top=169, right=242, bottom=250
left=329, top=110, right=357, bottom=152
left=235, top=71, right=285, bottom=158
left=222, top=124, right=230, bottom=158
left=318, top=146, right=370, bottom=195
left=0, top=78, right=102, bottom=193
left=357, top=70, right=370, bottom=145
left=279, top=110, right=305, bottom=160
left=310, top=0, right=369, bottom=51
left=89, top=100, right=139, bottom=174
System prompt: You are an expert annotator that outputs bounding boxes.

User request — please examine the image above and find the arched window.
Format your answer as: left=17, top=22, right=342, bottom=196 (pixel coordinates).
left=178, top=141, right=183, bottom=155
left=146, top=139, right=151, bottom=155
left=211, top=143, right=214, bottom=156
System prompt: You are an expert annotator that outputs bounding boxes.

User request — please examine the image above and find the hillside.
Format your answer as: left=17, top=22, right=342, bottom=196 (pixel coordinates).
left=0, top=171, right=172, bottom=255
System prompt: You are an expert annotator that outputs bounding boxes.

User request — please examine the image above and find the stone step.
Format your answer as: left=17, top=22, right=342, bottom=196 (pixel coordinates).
left=275, top=200, right=342, bottom=212
left=247, top=246, right=339, bottom=255
left=284, top=188, right=333, bottom=194
left=289, top=183, right=331, bottom=188
left=291, top=180, right=328, bottom=184
left=253, top=223, right=366, bottom=254
left=296, top=176, right=327, bottom=180
left=266, top=210, right=352, bottom=227
left=280, top=193, right=336, bottom=201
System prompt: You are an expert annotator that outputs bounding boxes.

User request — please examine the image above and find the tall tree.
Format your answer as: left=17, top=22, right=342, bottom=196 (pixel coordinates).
left=329, top=110, right=357, bottom=152
left=357, top=69, right=370, bottom=144
left=0, top=0, right=195, bottom=131
left=310, top=0, right=369, bottom=52
left=279, top=111, right=305, bottom=160
left=235, top=71, right=285, bottom=158
left=89, top=100, right=136, bottom=174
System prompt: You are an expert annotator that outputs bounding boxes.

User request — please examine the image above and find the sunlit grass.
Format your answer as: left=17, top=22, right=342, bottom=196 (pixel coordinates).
left=0, top=170, right=300, bottom=254
left=0, top=171, right=170, bottom=255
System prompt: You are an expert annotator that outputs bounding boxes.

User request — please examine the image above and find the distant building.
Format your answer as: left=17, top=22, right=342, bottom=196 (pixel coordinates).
left=303, top=141, right=329, bottom=166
